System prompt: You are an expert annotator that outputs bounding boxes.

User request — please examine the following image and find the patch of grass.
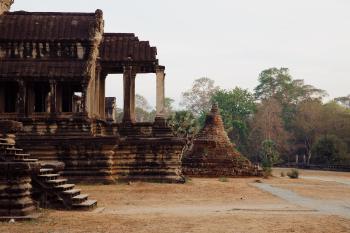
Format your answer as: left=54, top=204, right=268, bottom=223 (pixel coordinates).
left=184, top=176, right=192, bottom=183
left=218, top=177, right=228, bottom=182
left=287, top=169, right=299, bottom=179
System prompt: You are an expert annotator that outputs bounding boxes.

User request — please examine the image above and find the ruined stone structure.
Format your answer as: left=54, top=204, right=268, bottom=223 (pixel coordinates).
left=182, top=104, right=261, bottom=177
left=0, top=120, right=97, bottom=219
left=0, top=120, right=40, bottom=219
left=0, top=7, right=185, bottom=183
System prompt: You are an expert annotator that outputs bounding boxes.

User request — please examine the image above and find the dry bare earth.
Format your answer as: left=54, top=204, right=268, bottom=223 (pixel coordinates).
left=1, top=169, right=350, bottom=233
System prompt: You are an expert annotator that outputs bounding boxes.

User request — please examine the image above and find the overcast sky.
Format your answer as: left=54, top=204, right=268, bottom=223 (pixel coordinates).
left=12, top=0, right=350, bottom=108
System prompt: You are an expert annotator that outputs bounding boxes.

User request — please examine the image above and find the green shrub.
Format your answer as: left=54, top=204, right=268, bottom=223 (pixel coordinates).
left=184, top=176, right=192, bottom=183
left=287, top=169, right=299, bottom=179
left=219, top=177, right=228, bottom=182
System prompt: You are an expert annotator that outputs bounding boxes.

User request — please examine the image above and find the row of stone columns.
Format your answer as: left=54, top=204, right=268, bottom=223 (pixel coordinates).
left=122, top=65, right=166, bottom=124
left=76, top=65, right=166, bottom=123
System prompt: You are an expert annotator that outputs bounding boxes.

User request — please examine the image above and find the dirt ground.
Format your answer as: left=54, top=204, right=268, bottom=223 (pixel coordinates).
left=1, top=169, right=350, bottom=233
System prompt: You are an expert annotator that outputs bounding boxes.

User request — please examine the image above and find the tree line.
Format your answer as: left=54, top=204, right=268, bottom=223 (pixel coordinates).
left=118, top=67, right=350, bottom=167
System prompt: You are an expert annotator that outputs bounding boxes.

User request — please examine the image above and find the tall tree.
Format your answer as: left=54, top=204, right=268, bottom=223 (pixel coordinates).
left=181, top=77, right=219, bottom=116
left=135, top=94, right=153, bottom=122
left=164, top=97, right=175, bottom=118
left=168, top=110, right=199, bottom=149
left=335, top=95, right=350, bottom=108
left=248, top=98, right=291, bottom=162
left=211, top=87, right=256, bottom=154
left=293, top=99, right=324, bottom=165
left=254, top=68, right=327, bottom=129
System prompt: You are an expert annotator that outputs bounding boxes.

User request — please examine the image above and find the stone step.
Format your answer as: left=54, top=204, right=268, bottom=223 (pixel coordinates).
left=39, top=174, right=60, bottom=180
left=72, top=194, right=89, bottom=204
left=72, top=199, right=97, bottom=210
left=62, top=189, right=81, bottom=197
left=13, top=155, right=30, bottom=161
left=15, top=153, right=31, bottom=156
left=47, top=179, right=68, bottom=186
left=14, top=158, right=38, bottom=162
left=5, top=148, right=23, bottom=154
left=39, top=168, right=54, bottom=175
left=54, top=184, right=75, bottom=191
left=0, top=142, right=15, bottom=148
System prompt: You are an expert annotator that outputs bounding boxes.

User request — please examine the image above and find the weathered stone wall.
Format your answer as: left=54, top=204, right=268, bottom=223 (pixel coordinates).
left=16, top=119, right=117, bottom=184
left=0, top=0, right=13, bottom=15
left=115, top=138, right=184, bottom=183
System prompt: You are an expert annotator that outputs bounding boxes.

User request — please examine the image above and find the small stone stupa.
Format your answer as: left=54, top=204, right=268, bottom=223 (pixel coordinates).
left=182, top=103, right=260, bottom=177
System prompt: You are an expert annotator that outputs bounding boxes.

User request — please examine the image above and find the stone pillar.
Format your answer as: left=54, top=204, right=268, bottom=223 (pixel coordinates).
left=156, top=66, right=166, bottom=118
left=16, top=80, right=26, bottom=116
left=122, top=66, right=136, bottom=124
left=99, top=73, right=106, bottom=119
left=81, top=82, right=88, bottom=115
left=49, top=80, right=57, bottom=114
left=95, top=74, right=100, bottom=117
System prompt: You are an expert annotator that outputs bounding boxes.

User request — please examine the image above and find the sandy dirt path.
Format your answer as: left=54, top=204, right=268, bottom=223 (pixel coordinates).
left=0, top=174, right=349, bottom=233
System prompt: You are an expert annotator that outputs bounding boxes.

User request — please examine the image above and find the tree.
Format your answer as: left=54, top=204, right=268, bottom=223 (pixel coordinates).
left=135, top=94, right=154, bottom=122
left=181, top=77, right=219, bottom=116
left=211, top=87, right=256, bottom=154
left=254, top=68, right=327, bottom=129
left=254, top=68, right=293, bottom=101
left=293, top=99, right=324, bottom=165
left=248, top=98, right=291, bottom=162
left=335, top=95, right=350, bottom=108
left=167, top=110, right=199, bottom=145
left=312, top=135, right=348, bottom=165
left=164, top=97, right=175, bottom=118
left=261, top=139, right=280, bottom=169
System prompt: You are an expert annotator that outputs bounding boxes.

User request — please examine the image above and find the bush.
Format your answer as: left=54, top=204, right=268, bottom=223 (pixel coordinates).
left=287, top=169, right=299, bottom=179
left=183, top=176, right=192, bottom=183
left=280, top=171, right=285, bottom=177
left=262, top=166, right=272, bottom=178
left=218, top=177, right=228, bottom=182
left=312, top=135, right=348, bottom=165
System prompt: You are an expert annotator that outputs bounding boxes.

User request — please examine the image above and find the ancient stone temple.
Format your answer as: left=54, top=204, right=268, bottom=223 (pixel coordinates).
left=0, top=3, right=185, bottom=183
left=182, top=104, right=261, bottom=177
left=0, top=120, right=97, bottom=220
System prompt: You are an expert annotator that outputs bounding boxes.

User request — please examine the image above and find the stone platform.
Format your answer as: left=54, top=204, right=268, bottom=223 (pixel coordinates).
left=15, top=118, right=185, bottom=184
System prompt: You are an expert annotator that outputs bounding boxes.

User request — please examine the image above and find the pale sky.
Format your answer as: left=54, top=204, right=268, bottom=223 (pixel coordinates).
left=12, top=0, right=350, bottom=109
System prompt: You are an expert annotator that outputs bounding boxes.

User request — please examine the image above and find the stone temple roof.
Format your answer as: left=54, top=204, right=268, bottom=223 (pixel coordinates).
left=0, top=10, right=159, bottom=77
left=0, top=11, right=101, bottom=41
left=100, top=33, right=157, bottom=63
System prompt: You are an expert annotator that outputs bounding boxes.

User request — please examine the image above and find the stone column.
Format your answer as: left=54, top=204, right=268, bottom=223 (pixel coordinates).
left=95, top=74, right=100, bottom=118
left=156, top=66, right=166, bottom=118
left=99, top=73, right=106, bottom=119
left=49, top=80, right=57, bottom=114
left=81, top=82, right=88, bottom=115
left=122, top=66, right=136, bottom=123
left=16, top=80, right=26, bottom=116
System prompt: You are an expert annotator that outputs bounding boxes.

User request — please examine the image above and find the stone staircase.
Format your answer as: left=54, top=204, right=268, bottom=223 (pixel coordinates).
left=0, top=138, right=97, bottom=211
left=33, top=167, right=97, bottom=210
left=0, top=138, right=34, bottom=162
